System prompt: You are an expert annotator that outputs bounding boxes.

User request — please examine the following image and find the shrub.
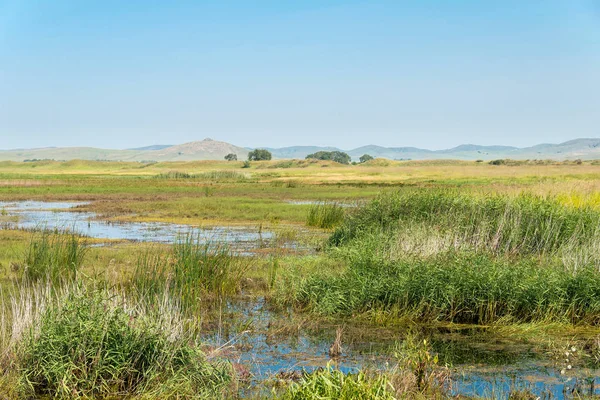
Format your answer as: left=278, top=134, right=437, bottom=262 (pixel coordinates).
left=224, top=153, right=238, bottom=161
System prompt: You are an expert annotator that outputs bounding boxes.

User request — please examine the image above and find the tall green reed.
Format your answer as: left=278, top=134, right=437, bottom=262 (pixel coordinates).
left=306, top=202, right=345, bottom=229
left=132, top=233, right=250, bottom=306
left=12, top=285, right=232, bottom=399
left=330, top=190, right=600, bottom=257
left=22, top=229, right=88, bottom=283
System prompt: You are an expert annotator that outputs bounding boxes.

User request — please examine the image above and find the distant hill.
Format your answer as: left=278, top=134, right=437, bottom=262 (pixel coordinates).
left=0, top=139, right=248, bottom=162
left=2, top=138, right=600, bottom=162
left=135, top=138, right=248, bottom=161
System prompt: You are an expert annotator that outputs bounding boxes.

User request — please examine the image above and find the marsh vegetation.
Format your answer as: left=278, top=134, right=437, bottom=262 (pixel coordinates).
left=0, top=159, right=599, bottom=398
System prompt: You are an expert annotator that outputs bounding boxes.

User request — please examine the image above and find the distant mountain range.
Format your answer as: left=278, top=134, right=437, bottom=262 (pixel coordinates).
left=2, top=138, right=600, bottom=162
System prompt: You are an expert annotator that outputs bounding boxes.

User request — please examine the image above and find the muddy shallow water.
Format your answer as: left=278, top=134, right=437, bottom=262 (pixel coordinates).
left=2, top=201, right=599, bottom=398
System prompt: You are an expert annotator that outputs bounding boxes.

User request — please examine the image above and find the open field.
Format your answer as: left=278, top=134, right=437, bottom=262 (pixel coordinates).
left=1, top=159, right=600, bottom=398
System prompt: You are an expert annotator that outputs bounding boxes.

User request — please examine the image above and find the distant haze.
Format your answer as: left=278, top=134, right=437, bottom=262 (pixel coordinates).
left=1, top=1, right=599, bottom=149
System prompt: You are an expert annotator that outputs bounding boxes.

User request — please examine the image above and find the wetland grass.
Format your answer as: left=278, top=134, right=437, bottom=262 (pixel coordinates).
left=155, top=170, right=248, bottom=181
left=8, top=285, right=232, bottom=399
left=3, top=163, right=600, bottom=398
left=330, top=190, right=600, bottom=256
left=282, top=191, right=600, bottom=324
left=132, top=234, right=251, bottom=305
left=21, top=229, right=88, bottom=283
left=305, top=202, right=345, bottom=229
left=276, top=367, right=395, bottom=400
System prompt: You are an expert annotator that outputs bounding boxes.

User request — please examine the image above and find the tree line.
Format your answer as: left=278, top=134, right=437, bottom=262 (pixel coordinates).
left=225, top=149, right=374, bottom=164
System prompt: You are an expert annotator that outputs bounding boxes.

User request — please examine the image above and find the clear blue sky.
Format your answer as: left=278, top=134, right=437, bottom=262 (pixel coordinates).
left=1, top=0, right=599, bottom=150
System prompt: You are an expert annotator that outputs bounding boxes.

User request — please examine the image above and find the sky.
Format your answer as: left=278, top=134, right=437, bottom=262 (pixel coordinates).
left=1, top=0, right=599, bottom=150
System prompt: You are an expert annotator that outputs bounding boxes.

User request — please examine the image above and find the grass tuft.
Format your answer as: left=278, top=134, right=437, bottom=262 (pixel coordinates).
left=132, top=234, right=250, bottom=306
left=22, top=230, right=88, bottom=283
left=306, top=202, right=345, bottom=229
left=16, top=287, right=232, bottom=399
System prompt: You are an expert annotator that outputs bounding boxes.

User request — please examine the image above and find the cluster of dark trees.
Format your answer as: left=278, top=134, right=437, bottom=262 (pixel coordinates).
left=305, top=151, right=374, bottom=165
left=225, top=149, right=374, bottom=164
left=306, top=151, right=351, bottom=164
left=224, top=149, right=273, bottom=162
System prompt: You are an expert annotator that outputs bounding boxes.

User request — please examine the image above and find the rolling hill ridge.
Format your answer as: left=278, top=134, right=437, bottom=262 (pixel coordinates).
left=2, top=138, right=600, bottom=162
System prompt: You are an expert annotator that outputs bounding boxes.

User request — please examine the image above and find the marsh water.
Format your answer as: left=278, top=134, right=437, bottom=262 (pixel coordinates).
left=0, top=201, right=275, bottom=251
left=211, top=298, right=600, bottom=399
left=1, top=200, right=599, bottom=399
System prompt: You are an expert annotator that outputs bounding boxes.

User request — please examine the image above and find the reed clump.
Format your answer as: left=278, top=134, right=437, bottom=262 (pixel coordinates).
left=294, top=239, right=600, bottom=324
left=132, top=234, right=250, bottom=305
left=330, top=190, right=600, bottom=257
left=282, top=191, right=600, bottom=324
left=306, top=202, right=345, bottom=229
left=22, top=229, right=88, bottom=283
left=14, top=287, right=232, bottom=399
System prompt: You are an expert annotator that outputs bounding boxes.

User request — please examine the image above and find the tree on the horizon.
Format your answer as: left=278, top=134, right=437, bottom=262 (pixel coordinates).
left=359, top=154, right=374, bottom=163
left=306, top=151, right=351, bottom=165
left=224, top=153, right=238, bottom=161
left=248, top=149, right=272, bottom=161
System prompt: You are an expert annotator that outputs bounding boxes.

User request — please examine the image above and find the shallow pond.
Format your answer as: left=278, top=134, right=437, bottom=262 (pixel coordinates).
left=0, top=201, right=275, bottom=251
left=209, top=299, right=600, bottom=399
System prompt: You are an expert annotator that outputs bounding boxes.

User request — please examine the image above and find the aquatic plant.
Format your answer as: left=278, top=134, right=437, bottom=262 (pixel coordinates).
left=276, top=364, right=395, bottom=400
left=393, top=333, right=451, bottom=394
left=277, top=335, right=450, bottom=400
